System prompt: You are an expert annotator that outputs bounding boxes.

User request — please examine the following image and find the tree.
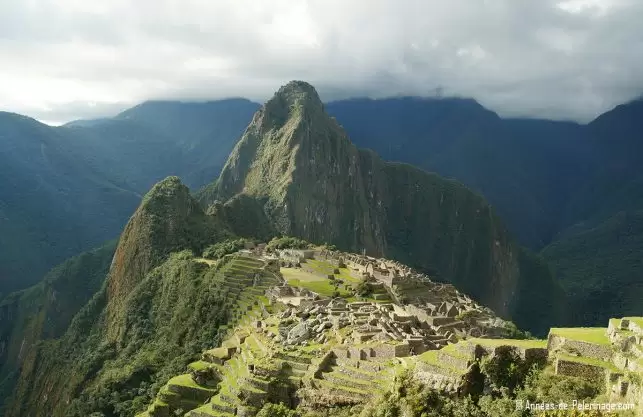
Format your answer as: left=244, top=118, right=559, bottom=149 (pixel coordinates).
left=257, top=403, right=298, bottom=417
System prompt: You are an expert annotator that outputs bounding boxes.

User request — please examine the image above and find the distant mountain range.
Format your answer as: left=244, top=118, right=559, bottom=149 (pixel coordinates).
left=1, top=88, right=642, bottom=326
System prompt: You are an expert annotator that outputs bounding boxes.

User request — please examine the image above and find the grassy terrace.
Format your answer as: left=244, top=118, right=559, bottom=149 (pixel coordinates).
left=416, top=350, right=467, bottom=375
left=188, top=360, right=216, bottom=372
left=468, top=338, right=547, bottom=349
left=556, top=353, right=619, bottom=372
left=304, top=259, right=360, bottom=282
left=281, top=265, right=390, bottom=303
left=281, top=268, right=356, bottom=299
left=549, top=327, right=610, bottom=345
left=168, top=374, right=217, bottom=392
left=624, top=317, right=643, bottom=329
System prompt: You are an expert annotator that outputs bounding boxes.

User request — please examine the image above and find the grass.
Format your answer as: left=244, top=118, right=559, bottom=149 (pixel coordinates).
left=439, top=342, right=472, bottom=359
left=168, top=374, right=217, bottom=391
left=304, top=259, right=361, bottom=283
left=282, top=268, right=354, bottom=298
left=550, top=327, right=610, bottom=345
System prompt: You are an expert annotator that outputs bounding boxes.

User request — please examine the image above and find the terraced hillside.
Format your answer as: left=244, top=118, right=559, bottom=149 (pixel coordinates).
left=134, top=245, right=643, bottom=417
left=548, top=318, right=643, bottom=398
left=137, top=255, right=282, bottom=417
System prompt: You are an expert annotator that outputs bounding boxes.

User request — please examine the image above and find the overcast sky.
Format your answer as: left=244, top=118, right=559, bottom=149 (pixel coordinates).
left=1, top=0, right=642, bottom=125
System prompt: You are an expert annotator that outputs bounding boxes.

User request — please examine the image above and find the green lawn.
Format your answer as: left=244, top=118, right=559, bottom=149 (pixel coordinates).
left=304, top=259, right=360, bottom=283
left=549, top=327, right=610, bottom=345
left=188, top=361, right=215, bottom=372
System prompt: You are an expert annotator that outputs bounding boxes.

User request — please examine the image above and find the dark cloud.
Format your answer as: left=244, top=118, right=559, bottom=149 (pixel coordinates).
left=1, top=0, right=642, bottom=124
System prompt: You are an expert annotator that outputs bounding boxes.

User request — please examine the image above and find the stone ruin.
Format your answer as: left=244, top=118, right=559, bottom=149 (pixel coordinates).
left=267, top=248, right=512, bottom=351
left=548, top=317, right=643, bottom=405
left=264, top=295, right=508, bottom=357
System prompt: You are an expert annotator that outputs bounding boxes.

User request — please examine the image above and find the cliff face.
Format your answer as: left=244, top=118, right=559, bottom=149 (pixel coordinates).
left=200, top=81, right=522, bottom=318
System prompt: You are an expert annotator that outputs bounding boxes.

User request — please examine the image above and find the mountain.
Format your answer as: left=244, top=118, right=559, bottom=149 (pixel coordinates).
left=0, top=81, right=593, bottom=417
left=324, top=96, right=643, bottom=326
left=542, top=210, right=643, bottom=325
left=326, top=98, right=593, bottom=249
left=4, top=177, right=233, bottom=417
left=61, top=99, right=261, bottom=192
left=0, top=242, right=117, bottom=415
left=0, top=99, right=258, bottom=296
left=0, top=112, right=140, bottom=294
left=539, top=99, right=643, bottom=325
left=200, top=81, right=563, bottom=332
left=104, top=176, right=232, bottom=342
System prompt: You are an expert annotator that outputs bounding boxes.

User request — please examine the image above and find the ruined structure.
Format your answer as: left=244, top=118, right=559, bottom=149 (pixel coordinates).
left=548, top=317, right=643, bottom=406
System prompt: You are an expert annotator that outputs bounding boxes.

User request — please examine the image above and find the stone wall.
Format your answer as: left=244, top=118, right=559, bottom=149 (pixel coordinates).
left=554, top=358, right=607, bottom=381
left=368, top=343, right=410, bottom=358
left=521, top=347, right=549, bottom=362
left=548, top=334, right=613, bottom=361
left=313, top=350, right=336, bottom=378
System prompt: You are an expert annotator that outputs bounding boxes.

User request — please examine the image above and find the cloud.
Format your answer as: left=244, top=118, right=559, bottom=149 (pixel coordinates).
left=1, top=0, right=642, bottom=124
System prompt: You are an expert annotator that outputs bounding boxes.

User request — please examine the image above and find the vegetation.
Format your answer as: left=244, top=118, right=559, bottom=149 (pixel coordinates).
left=357, top=361, right=610, bottom=417
left=266, top=236, right=313, bottom=252
left=355, top=280, right=374, bottom=297
left=0, top=242, right=117, bottom=416
left=257, top=403, right=299, bottom=417
left=202, top=238, right=250, bottom=259
left=5, top=251, right=230, bottom=417
left=0, top=112, right=140, bottom=295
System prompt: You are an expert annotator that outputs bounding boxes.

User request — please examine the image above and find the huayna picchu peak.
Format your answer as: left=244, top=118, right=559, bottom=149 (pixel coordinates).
left=2, top=81, right=641, bottom=417
left=200, top=81, right=561, bottom=333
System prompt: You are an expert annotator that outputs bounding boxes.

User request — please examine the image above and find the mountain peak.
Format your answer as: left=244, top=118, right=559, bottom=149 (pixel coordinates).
left=263, top=80, right=324, bottom=121
left=276, top=80, right=320, bottom=101
left=106, top=176, right=230, bottom=341
left=141, top=176, right=190, bottom=207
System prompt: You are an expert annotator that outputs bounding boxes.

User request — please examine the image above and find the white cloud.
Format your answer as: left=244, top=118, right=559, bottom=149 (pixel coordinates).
left=0, top=0, right=642, bottom=124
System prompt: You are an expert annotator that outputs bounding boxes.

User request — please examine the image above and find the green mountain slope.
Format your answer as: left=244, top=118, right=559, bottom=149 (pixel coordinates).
left=0, top=99, right=256, bottom=296
left=60, top=99, right=260, bottom=193
left=3, top=177, right=233, bottom=417
left=0, top=242, right=116, bottom=416
left=326, top=99, right=593, bottom=249
left=543, top=211, right=643, bottom=326
left=539, top=99, right=643, bottom=325
left=115, top=99, right=260, bottom=189
left=0, top=112, right=140, bottom=294
left=201, top=81, right=563, bottom=333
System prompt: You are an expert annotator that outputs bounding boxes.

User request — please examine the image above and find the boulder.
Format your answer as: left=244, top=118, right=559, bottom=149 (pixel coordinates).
left=287, top=322, right=311, bottom=345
